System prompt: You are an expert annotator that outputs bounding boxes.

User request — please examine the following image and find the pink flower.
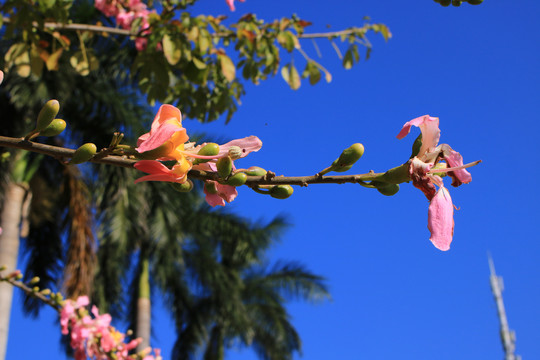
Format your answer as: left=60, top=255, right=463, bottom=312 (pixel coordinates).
left=226, top=0, right=245, bottom=11
left=134, top=160, right=191, bottom=184
left=0, top=70, right=4, bottom=85
left=397, top=115, right=475, bottom=251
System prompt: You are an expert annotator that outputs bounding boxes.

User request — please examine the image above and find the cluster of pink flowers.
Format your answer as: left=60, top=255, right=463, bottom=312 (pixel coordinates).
left=397, top=115, right=475, bottom=251
left=94, top=0, right=153, bottom=51
left=60, top=296, right=161, bottom=360
left=134, top=104, right=262, bottom=207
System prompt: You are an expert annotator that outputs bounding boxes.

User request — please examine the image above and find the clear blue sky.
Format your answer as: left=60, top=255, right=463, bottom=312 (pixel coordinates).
left=7, top=0, right=540, bottom=359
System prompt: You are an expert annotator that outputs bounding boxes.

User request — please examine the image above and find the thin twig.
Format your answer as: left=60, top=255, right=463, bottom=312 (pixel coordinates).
left=0, top=276, right=60, bottom=311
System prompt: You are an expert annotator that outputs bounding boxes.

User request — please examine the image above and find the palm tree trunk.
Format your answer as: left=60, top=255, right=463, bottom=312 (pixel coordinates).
left=136, top=257, right=151, bottom=352
left=0, top=181, right=28, bottom=360
left=204, top=326, right=225, bottom=360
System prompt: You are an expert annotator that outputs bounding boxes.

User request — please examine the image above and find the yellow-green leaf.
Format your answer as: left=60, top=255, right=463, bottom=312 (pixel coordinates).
left=219, top=54, right=236, bottom=82
left=281, top=63, right=301, bottom=90
left=162, top=34, right=181, bottom=65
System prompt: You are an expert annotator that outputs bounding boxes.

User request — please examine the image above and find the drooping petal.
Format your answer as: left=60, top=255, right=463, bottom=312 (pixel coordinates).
left=134, top=160, right=189, bottom=184
left=203, top=180, right=238, bottom=207
left=136, top=122, right=187, bottom=153
left=397, top=115, right=441, bottom=156
left=427, top=187, right=454, bottom=251
left=216, top=136, right=262, bottom=158
left=136, top=105, right=189, bottom=155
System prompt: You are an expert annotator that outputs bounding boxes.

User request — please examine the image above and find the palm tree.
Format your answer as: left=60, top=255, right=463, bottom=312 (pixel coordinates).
left=172, top=212, right=330, bottom=360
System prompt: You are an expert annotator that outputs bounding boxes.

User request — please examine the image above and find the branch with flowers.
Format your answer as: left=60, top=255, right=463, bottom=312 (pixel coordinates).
left=0, top=269, right=162, bottom=360
left=0, top=70, right=481, bottom=251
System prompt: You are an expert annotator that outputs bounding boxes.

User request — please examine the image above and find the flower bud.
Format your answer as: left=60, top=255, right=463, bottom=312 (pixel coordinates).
left=29, top=276, right=40, bottom=285
left=372, top=181, right=400, bottom=196
left=193, top=143, right=220, bottom=164
left=32, top=286, right=39, bottom=292
left=40, top=288, right=51, bottom=296
left=244, top=166, right=267, bottom=176
left=225, top=172, right=247, bottom=186
left=228, top=146, right=243, bottom=160
left=69, top=143, right=97, bottom=165
left=170, top=180, right=193, bottom=192
left=270, top=185, right=294, bottom=199
left=36, top=100, right=60, bottom=132
left=216, top=156, right=233, bottom=178
left=204, top=181, right=218, bottom=194
left=0, top=265, right=6, bottom=272
left=335, top=143, right=364, bottom=167
left=39, top=119, right=66, bottom=137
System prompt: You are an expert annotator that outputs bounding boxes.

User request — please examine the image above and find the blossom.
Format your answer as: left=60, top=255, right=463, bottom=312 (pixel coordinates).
left=0, top=70, right=4, bottom=85
left=226, top=0, right=245, bottom=11
left=134, top=105, right=262, bottom=207
left=60, top=295, right=161, bottom=360
left=397, top=115, right=474, bottom=251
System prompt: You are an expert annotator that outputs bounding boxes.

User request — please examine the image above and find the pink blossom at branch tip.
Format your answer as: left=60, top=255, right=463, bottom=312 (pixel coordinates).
left=226, top=0, right=245, bottom=11
left=0, top=70, right=4, bottom=85
left=399, top=115, right=474, bottom=251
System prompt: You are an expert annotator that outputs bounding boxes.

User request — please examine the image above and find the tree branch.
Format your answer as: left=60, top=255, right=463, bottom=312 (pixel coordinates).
left=0, top=136, right=390, bottom=186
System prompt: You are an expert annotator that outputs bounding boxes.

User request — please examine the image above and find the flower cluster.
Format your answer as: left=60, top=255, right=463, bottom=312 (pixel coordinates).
left=60, top=296, right=161, bottom=360
left=134, top=104, right=262, bottom=207
left=397, top=115, right=473, bottom=251
left=94, top=0, right=154, bottom=51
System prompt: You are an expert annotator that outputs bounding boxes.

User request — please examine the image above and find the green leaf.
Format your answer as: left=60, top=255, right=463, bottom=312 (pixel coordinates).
left=192, top=56, right=207, bottom=70
left=281, top=63, right=301, bottom=90
left=218, top=54, right=236, bottom=82
left=343, top=50, right=353, bottom=70
left=162, top=34, right=181, bottom=65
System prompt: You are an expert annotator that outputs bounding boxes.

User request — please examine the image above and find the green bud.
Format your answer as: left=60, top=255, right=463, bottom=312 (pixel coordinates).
left=331, top=164, right=353, bottom=173
left=216, top=156, right=233, bottom=178
left=335, top=143, right=364, bottom=167
left=170, top=180, right=193, bottom=192
left=32, top=286, right=39, bottom=292
left=15, top=273, right=23, bottom=280
left=372, top=181, right=400, bottom=196
left=225, top=172, right=247, bottom=186
left=39, top=119, right=66, bottom=137
left=40, top=288, right=51, bottom=296
left=193, top=143, right=220, bottom=164
left=69, top=143, right=97, bottom=165
left=36, top=100, right=60, bottom=132
left=0, top=265, right=6, bottom=272
left=270, top=185, right=294, bottom=199
left=467, top=0, right=483, bottom=4
left=244, top=166, right=267, bottom=176
left=204, top=181, right=218, bottom=194
left=29, top=276, right=40, bottom=285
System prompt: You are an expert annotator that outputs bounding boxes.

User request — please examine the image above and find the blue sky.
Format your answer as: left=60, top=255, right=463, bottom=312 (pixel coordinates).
left=6, top=0, right=540, bottom=359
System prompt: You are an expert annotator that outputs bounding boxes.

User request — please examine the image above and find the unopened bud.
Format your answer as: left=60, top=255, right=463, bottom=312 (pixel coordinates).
left=15, top=272, right=23, bottom=280
left=32, top=286, right=39, bottom=292
left=69, top=143, right=97, bottom=164
left=335, top=143, right=364, bottom=167
left=228, top=146, right=242, bottom=160
left=270, top=185, right=294, bottom=199
left=29, top=276, right=40, bottom=285
left=225, top=172, right=247, bottom=186
left=204, top=181, right=218, bottom=194
left=36, top=100, right=60, bottom=131
left=170, top=180, right=193, bottom=192
left=39, top=119, right=66, bottom=137
left=245, top=166, right=267, bottom=176
left=372, top=181, right=400, bottom=196
left=193, top=143, right=220, bottom=164
left=0, top=265, right=6, bottom=272
left=216, top=156, right=233, bottom=178
left=40, top=288, right=51, bottom=296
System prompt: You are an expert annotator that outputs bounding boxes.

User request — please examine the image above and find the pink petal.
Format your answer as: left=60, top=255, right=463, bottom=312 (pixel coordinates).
left=409, top=157, right=437, bottom=200
left=151, top=105, right=182, bottom=132
left=217, top=136, right=262, bottom=158
left=136, top=123, right=186, bottom=153
left=226, top=0, right=236, bottom=11
left=216, top=183, right=238, bottom=203
left=134, top=160, right=173, bottom=175
left=134, top=173, right=181, bottom=183
left=397, top=115, right=441, bottom=156
left=427, top=187, right=454, bottom=251
left=0, top=70, right=4, bottom=85
left=442, top=147, right=472, bottom=186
